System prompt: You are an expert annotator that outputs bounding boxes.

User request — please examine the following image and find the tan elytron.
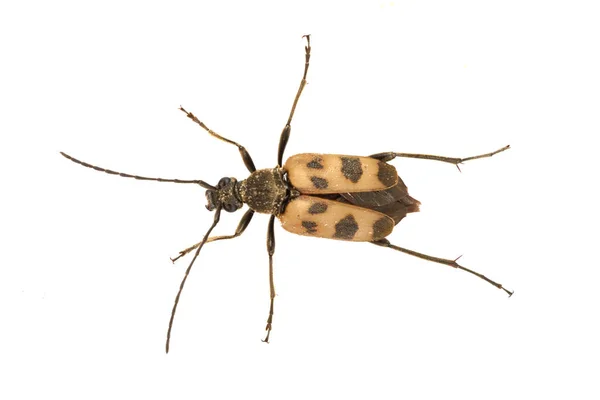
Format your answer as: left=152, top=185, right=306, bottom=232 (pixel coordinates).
left=279, top=195, right=395, bottom=242
left=284, top=153, right=398, bottom=194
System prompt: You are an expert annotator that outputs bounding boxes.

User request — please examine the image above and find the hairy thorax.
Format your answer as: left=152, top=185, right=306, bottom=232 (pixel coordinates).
left=238, top=168, right=289, bottom=215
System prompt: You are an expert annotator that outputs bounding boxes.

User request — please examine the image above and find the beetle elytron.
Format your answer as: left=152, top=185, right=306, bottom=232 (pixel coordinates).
left=61, top=35, right=512, bottom=352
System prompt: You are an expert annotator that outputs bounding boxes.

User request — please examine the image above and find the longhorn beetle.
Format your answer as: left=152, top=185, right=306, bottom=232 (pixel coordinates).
left=61, top=35, right=512, bottom=353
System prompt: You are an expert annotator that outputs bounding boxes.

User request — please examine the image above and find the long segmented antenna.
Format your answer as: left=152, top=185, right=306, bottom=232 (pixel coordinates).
left=60, top=152, right=216, bottom=190
left=166, top=206, right=222, bottom=353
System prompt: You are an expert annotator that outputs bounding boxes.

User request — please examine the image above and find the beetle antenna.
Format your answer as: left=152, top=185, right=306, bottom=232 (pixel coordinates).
left=60, top=152, right=216, bottom=190
left=166, top=206, right=222, bottom=353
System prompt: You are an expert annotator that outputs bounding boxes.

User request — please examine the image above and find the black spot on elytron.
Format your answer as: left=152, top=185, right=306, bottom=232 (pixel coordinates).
left=373, top=216, right=393, bottom=240
left=308, top=202, right=328, bottom=214
left=302, top=221, right=318, bottom=234
left=377, top=161, right=397, bottom=187
left=311, top=176, right=328, bottom=189
left=307, top=157, right=324, bottom=169
left=341, top=157, right=363, bottom=183
left=333, top=214, right=359, bottom=240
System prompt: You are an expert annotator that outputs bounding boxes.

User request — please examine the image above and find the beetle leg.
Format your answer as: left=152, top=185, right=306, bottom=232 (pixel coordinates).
left=179, top=107, right=257, bottom=173
left=277, top=35, right=312, bottom=167
left=369, top=145, right=510, bottom=172
left=371, top=239, right=513, bottom=296
left=262, top=215, right=277, bottom=343
left=171, top=209, right=255, bottom=263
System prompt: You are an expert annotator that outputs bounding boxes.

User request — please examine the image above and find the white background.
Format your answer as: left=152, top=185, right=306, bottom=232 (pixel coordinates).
left=2, top=1, right=599, bottom=399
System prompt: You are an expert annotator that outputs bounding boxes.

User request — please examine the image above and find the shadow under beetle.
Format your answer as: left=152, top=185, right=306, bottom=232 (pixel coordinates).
left=61, top=35, right=512, bottom=353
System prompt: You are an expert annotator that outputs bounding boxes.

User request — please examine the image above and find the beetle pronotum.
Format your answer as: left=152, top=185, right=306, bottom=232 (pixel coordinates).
left=61, top=35, right=511, bottom=352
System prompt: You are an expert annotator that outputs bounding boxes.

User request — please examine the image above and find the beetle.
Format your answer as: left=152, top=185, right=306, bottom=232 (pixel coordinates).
left=60, top=35, right=512, bottom=352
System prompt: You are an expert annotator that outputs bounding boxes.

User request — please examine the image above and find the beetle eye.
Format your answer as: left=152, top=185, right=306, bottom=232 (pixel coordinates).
left=223, top=202, right=237, bottom=213
left=218, top=177, right=231, bottom=188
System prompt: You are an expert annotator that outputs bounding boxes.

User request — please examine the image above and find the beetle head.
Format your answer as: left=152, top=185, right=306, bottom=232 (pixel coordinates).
left=205, top=177, right=243, bottom=212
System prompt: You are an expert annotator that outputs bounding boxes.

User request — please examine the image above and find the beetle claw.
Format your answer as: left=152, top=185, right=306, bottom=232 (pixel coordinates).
left=262, top=325, right=272, bottom=343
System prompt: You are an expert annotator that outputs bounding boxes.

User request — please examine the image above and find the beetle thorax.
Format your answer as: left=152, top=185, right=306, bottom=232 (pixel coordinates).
left=238, top=168, right=289, bottom=215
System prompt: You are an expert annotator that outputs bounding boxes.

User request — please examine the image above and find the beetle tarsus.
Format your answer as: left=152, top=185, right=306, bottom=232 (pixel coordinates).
left=372, top=239, right=513, bottom=296
left=277, top=35, right=312, bottom=166
left=262, top=323, right=272, bottom=343
left=262, top=215, right=276, bottom=344
left=369, top=145, right=510, bottom=169
left=180, top=106, right=257, bottom=173
left=171, top=210, right=255, bottom=265
left=170, top=252, right=185, bottom=263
